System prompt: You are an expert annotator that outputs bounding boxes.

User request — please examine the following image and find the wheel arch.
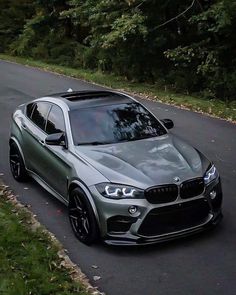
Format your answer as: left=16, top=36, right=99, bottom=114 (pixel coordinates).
left=9, top=137, right=27, bottom=167
left=68, top=180, right=100, bottom=226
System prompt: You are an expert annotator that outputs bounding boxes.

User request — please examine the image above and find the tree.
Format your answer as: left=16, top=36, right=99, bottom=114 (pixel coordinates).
left=165, top=0, right=236, bottom=99
left=0, top=0, right=34, bottom=52
left=1, top=0, right=236, bottom=100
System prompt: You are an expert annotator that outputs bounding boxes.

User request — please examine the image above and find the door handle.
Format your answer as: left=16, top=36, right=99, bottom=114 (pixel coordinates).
left=22, top=123, right=27, bottom=130
left=39, top=139, right=45, bottom=147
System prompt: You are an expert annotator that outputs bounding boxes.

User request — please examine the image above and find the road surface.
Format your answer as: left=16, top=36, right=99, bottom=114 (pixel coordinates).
left=0, top=60, right=236, bottom=295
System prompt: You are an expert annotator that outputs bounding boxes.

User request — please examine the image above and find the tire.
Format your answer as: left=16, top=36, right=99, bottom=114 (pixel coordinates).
left=68, top=187, right=99, bottom=245
left=9, top=142, right=29, bottom=182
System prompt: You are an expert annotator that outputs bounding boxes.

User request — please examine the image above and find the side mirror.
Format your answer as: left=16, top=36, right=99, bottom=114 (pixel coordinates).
left=45, top=132, right=67, bottom=147
left=161, top=119, right=174, bottom=130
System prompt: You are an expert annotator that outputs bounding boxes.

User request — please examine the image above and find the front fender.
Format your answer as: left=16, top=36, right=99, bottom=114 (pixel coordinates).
left=68, top=180, right=100, bottom=226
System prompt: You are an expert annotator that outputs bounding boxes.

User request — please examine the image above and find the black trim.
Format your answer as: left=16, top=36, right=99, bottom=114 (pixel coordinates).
left=180, top=177, right=204, bottom=199
left=145, top=184, right=178, bottom=204
left=104, top=211, right=223, bottom=246
left=61, top=91, right=122, bottom=101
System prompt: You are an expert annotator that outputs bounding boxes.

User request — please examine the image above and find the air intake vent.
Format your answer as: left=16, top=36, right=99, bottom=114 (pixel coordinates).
left=138, top=199, right=210, bottom=236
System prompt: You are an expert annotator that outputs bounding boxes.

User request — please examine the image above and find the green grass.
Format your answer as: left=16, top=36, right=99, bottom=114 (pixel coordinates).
left=0, top=54, right=236, bottom=122
left=0, top=192, right=89, bottom=295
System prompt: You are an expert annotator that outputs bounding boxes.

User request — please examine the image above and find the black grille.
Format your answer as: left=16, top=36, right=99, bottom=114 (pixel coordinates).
left=180, top=178, right=204, bottom=199
left=145, top=185, right=178, bottom=204
left=138, top=199, right=210, bottom=236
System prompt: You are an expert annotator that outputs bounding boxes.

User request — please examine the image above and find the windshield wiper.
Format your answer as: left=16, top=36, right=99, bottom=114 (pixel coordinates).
left=77, top=141, right=111, bottom=146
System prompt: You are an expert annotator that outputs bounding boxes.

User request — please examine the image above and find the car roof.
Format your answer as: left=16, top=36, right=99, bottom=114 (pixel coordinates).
left=40, top=90, right=134, bottom=110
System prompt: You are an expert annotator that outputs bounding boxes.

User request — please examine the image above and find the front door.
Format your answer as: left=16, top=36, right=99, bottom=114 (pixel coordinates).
left=22, top=102, right=70, bottom=199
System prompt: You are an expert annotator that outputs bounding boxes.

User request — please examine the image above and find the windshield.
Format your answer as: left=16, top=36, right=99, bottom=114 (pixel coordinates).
left=69, top=103, right=167, bottom=145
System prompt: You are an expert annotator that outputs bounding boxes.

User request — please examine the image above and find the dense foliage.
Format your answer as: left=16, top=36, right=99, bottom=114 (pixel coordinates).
left=0, top=0, right=235, bottom=101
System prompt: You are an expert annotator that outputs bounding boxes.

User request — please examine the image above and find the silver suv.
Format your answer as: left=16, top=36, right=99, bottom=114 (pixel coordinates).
left=9, top=90, right=223, bottom=245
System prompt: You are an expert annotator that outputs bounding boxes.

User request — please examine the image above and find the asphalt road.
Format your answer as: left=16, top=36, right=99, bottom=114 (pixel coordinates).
left=0, top=60, right=236, bottom=295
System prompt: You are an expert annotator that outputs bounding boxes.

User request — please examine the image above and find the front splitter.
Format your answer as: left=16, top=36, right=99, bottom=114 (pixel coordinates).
left=104, top=211, right=223, bottom=246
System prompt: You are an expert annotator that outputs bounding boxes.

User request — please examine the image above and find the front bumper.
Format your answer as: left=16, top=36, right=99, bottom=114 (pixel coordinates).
left=89, top=178, right=223, bottom=246
left=103, top=210, right=222, bottom=245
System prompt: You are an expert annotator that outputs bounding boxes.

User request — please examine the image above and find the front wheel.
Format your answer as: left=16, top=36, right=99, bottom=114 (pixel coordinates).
left=9, top=143, right=29, bottom=182
left=68, top=187, right=99, bottom=245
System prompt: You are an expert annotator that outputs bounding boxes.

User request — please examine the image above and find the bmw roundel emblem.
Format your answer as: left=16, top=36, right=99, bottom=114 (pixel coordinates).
left=173, top=176, right=180, bottom=183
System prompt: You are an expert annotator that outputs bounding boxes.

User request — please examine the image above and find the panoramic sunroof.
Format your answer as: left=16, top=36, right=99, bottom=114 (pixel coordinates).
left=61, top=91, right=120, bottom=101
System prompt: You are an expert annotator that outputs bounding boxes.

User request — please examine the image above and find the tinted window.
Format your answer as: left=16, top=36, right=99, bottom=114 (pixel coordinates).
left=46, top=105, right=65, bottom=134
left=70, top=103, right=167, bottom=145
left=31, top=102, right=50, bottom=131
left=26, top=103, right=35, bottom=119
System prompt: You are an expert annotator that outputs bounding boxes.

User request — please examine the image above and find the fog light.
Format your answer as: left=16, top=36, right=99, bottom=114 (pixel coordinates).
left=210, top=190, right=217, bottom=200
left=128, top=206, right=137, bottom=215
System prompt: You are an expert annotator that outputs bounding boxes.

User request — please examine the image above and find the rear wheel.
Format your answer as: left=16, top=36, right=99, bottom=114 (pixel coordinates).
left=9, top=142, right=29, bottom=182
left=68, top=187, right=99, bottom=245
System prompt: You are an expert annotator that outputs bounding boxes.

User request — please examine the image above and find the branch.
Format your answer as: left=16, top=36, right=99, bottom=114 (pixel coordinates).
left=135, top=1, right=146, bottom=10
left=151, top=0, right=196, bottom=31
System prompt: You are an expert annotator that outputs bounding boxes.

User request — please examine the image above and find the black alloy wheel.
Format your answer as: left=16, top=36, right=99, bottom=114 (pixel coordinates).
left=69, top=187, right=99, bottom=245
left=9, top=143, right=29, bottom=182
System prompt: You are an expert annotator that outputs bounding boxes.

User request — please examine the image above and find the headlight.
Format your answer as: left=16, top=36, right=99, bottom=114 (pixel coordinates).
left=204, top=165, right=219, bottom=185
left=96, top=183, right=144, bottom=199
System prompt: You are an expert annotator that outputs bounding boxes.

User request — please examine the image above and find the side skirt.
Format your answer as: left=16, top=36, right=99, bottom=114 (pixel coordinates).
left=27, top=170, right=69, bottom=206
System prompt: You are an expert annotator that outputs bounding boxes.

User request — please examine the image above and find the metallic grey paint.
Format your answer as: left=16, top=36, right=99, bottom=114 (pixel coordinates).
left=10, top=90, right=222, bottom=245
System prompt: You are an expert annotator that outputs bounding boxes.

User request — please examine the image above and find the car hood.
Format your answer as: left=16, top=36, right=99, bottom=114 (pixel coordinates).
left=75, top=134, right=210, bottom=189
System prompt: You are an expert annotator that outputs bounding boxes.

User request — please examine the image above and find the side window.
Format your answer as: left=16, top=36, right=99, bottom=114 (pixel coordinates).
left=31, top=102, right=51, bottom=131
left=26, top=103, right=35, bottom=119
left=46, top=105, right=66, bottom=135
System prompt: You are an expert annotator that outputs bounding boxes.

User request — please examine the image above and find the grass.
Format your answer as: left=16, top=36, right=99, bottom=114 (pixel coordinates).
left=0, top=54, right=236, bottom=122
left=0, top=190, right=90, bottom=295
